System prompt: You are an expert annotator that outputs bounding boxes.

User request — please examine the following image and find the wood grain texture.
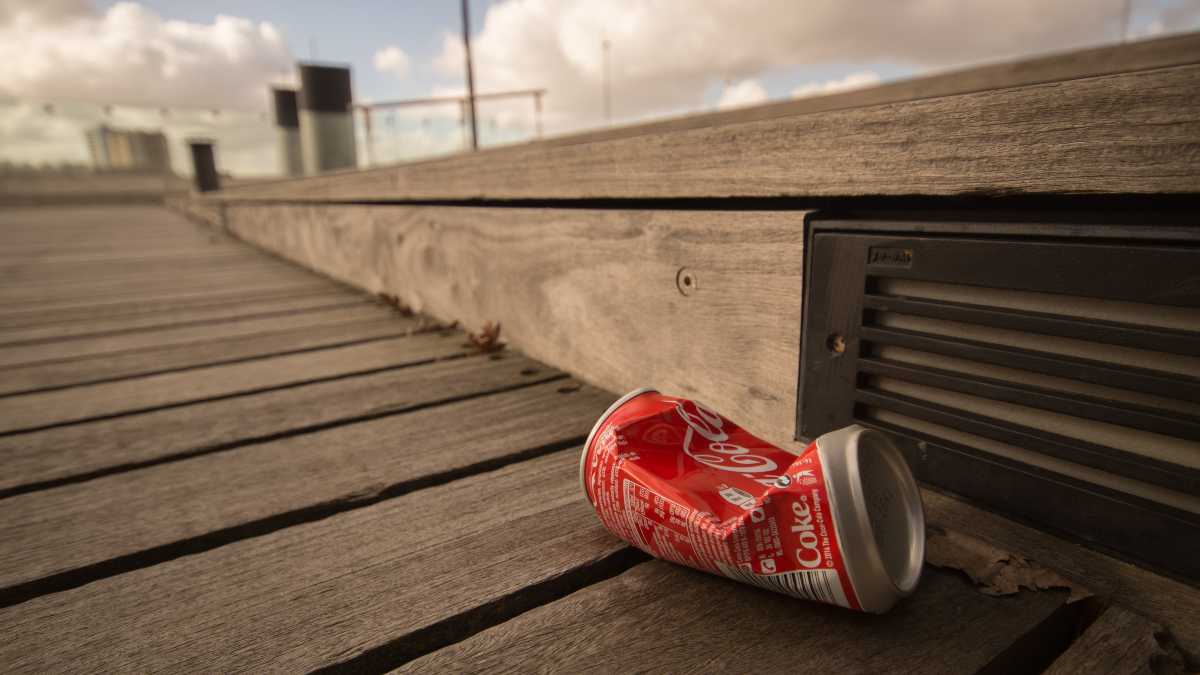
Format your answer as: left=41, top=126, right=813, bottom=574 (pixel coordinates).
left=400, top=560, right=1065, bottom=674
left=0, top=318, right=418, bottom=396
left=0, top=352, right=551, bottom=493
left=0, top=327, right=436, bottom=433
left=212, top=63, right=1200, bottom=202
left=165, top=193, right=223, bottom=228
left=0, top=266, right=320, bottom=307
left=0, top=260, right=308, bottom=297
left=1045, top=605, right=1185, bottom=675
left=0, top=289, right=362, bottom=345
left=0, top=251, right=262, bottom=281
left=923, top=488, right=1200, bottom=665
left=0, top=380, right=612, bottom=591
left=225, top=204, right=807, bottom=445
left=0, top=450, right=625, bottom=672
left=0, top=284, right=340, bottom=329
left=0, top=303, right=400, bottom=368
left=0, top=173, right=188, bottom=206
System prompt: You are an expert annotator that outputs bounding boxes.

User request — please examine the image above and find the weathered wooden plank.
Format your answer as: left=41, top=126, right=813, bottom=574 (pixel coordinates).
left=0, top=174, right=189, bottom=206
left=400, top=559, right=1065, bottom=673
left=0, top=289, right=363, bottom=345
left=0, top=317, right=419, bottom=396
left=0, top=325, right=438, bottom=432
left=165, top=193, right=224, bottom=229
left=0, top=246, right=244, bottom=266
left=923, top=488, right=1200, bottom=665
left=521, top=32, right=1200, bottom=152
left=0, top=352, right=553, bottom=494
left=1045, top=605, right=1185, bottom=675
left=0, top=449, right=627, bottom=672
left=0, top=303, right=401, bottom=368
left=0, top=252, right=287, bottom=285
left=0, top=266, right=320, bottom=307
left=0, top=380, right=611, bottom=594
left=213, top=62, right=1200, bottom=202
left=0, top=284, right=344, bottom=330
left=225, top=204, right=806, bottom=445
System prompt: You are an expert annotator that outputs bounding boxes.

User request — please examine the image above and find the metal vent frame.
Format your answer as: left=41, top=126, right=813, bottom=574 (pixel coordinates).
left=796, top=212, right=1200, bottom=581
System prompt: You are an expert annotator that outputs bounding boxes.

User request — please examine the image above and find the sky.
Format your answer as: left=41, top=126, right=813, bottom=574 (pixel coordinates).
left=2, top=0, right=1199, bottom=175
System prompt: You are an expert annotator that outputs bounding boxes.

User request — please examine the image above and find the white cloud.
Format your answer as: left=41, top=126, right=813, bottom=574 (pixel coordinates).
left=373, top=45, right=411, bottom=79
left=432, top=0, right=1141, bottom=136
left=791, top=70, right=882, bottom=99
left=717, top=79, right=767, bottom=110
left=0, top=1, right=294, bottom=111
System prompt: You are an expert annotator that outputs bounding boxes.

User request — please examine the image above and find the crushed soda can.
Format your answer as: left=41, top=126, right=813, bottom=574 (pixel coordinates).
left=580, top=388, right=925, bottom=613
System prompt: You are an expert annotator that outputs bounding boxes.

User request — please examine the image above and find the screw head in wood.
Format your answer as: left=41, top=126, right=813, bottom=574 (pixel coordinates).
left=676, top=267, right=697, bottom=296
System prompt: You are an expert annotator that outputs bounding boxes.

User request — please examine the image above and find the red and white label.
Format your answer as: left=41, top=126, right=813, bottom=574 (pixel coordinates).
left=583, top=392, right=861, bottom=610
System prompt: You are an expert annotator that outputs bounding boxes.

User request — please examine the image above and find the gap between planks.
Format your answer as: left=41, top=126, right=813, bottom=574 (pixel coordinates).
left=0, top=449, right=638, bottom=672
left=0, top=378, right=610, bottom=605
left=0, top=326, right=455, bottom=434
left=0, top=352, right=552, bottom=498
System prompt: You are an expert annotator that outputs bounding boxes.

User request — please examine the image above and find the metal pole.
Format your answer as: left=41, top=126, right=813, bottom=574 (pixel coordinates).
left=361, top=106, right=373, bottom=167
left=459, top=99, right=469, bottom=150
left=534, top=92, right=543, bottom=138
left=602, top=39, right=611, bottom=123
left=461, top=0, right=479, bottom=151
left=1120, top=0, right=1132, bottom=42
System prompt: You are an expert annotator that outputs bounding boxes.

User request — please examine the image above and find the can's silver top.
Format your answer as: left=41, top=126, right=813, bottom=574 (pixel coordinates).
left=816, top=425, right=925, bottom=612
left=851, top=429, right=925, bottom=596
left=578, top=387, right=659, bottom=505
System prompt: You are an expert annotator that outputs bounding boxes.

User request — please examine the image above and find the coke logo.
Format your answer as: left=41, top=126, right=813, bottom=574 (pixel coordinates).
left=674, top=400, right=778, bottom=476
left=792, top=498, right=822, bottom=568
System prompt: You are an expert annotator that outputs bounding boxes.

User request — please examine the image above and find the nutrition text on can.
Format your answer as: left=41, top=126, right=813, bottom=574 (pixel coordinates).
left=580, top=388, right=926, bottom=613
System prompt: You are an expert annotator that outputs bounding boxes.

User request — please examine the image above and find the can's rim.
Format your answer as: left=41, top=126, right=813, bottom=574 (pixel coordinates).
left=578, top=387, right=659, bottom=505
left=846, top=427, right=925, bottom=598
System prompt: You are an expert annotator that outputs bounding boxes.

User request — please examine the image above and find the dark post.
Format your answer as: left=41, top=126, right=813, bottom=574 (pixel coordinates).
left=461, top=0, right=478, bottom=151
left=297, top=63, right=358, bottom=174
left=271, top=87, right=303, bottom=177
left=188, top=139, right=219, bottom=193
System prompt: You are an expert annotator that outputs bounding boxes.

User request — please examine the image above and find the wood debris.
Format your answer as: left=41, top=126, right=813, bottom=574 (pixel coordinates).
left=464, top=321, right=503, bottom=353
left=376, top=292, right=414, bottom=316
left=925, top=526, right=1090, bottom=602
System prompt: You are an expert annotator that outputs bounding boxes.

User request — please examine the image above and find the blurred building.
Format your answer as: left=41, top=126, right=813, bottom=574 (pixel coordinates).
left=86, top=125, right=171, bottom=172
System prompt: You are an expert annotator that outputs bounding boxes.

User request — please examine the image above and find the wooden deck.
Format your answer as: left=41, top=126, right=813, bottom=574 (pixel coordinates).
left=0, top=205, right=1190, bottom=672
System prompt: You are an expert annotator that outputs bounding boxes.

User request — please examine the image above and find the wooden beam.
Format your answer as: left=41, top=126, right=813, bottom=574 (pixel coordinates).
left=0, top=327, right=437, bottom=433
left=0, top=380, right=612, bottom=593
left=1045, top=605, right=1185, bottom=674
left=0, top=353, right=552, bottom=495
left=208, top=43, right=1200, bottom=202
left=0, top=282, right=337, bottom=328
left=400, top=560, right=1067, bottom=673
left=0, top=318, right=416, bottom=396
left=0, top=450, right=630, bottom=671
left=0, top=304, right=401, bottom=368
left=0, top=289, right=362, bottom=344
left=923, top=488, right=1200, bottom=665
left=223, top=204, right=808, bottom=446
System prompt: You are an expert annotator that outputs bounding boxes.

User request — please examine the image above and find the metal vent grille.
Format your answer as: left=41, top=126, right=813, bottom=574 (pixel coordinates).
left=798, top=224, right=1200, bottom=580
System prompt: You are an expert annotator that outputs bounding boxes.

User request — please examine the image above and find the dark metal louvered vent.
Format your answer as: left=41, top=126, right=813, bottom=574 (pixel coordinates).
left=797, top=216, right=1200, bottom=580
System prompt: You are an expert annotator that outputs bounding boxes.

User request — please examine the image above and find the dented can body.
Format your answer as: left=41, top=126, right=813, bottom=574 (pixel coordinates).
left=580, top=388, right=926, bottom=613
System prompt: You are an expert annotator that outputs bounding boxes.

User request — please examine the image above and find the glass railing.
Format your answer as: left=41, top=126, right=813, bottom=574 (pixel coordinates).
left=0, top=100, right=280, bottom=179
left=1, top=90, right=545, bottom=182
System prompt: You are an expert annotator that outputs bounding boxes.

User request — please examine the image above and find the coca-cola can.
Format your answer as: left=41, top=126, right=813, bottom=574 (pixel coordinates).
left=580, top=388, right=925, bottom=613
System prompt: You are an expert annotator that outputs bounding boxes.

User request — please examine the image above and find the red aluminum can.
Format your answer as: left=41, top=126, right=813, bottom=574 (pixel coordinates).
left=580, top=388, right=925, bottom=613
